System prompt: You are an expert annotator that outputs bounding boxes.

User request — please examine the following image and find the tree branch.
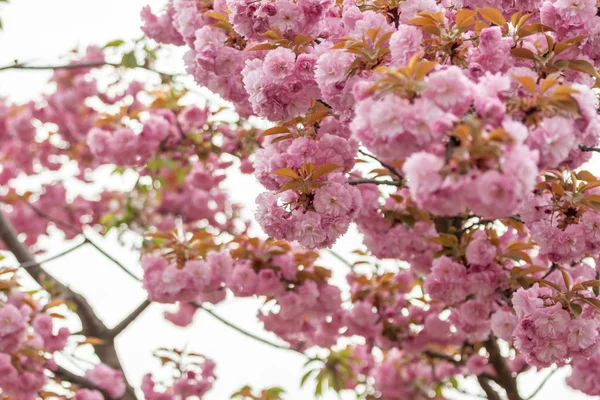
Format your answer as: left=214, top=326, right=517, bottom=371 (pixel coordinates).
left=485, top=337, right=522, bottom=400
left=53, top=366, right=111, bottom=398
left=477, top=375, right=502, bottom=400
left=108, top=299, right=152, bottom=339
left=424, top=350, right=462, bottom=365
left=0, top=60, right=178, bottom=77
left=525, top=368, right=558, bottom=400
left=358, top=149, right=404, bottom=182
left=25, top=203, right=140, bottom=281
left=0, top=210, right=137, bottom=400
left=17, top=240, right=87, bottom=269
left=194, top=303, right=307, bottom=357
left=326, top=249, right=353, bottom=268
left=579, top=144, right=600, bottom=153
left=347, top=178, right=403, bottom=187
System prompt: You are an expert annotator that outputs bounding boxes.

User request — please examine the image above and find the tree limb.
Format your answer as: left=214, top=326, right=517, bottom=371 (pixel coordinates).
left=525, top=368, right=558, bottom=400
left=25, top=203, right=140, bottom=281
left=194, top=302, right=307, bottom=356
left=0, top=210, right=137, bottom=400
left=358, top=149, right=404, bottom=182
left=0, top=60, right=178, bottom=77
left=347, top=178, right=403, bottom=187
left=18, top=240, right=87, bottom=269
left=477, top=375, right=502, bottom=400
left=485, top=337, right=522, bottom=400
left=108, top=299, right=152, bottom=340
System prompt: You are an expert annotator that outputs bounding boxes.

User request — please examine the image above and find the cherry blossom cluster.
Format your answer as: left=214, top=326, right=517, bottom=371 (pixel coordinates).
left=0, top=281, right=69, bottom=399
left=253, top=116, right=362, bottom=248
left=142, top=233, right=343, bottom=349
left=520, top=171, right=600, bottom=264
left=567, top=353, right=600, bottom=396
left=510, top=282, right=600, bottom=368
left=3, top=0, right=600, bottom=397
left=141, top=349, right=216, bottom=400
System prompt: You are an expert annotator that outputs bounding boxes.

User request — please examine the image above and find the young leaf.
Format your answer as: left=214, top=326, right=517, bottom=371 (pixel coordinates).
left=478, top=8, right=508, bottom=29
left=273, top=168, right=300, bottom=179
left=311, top=163, right=342, bottom=180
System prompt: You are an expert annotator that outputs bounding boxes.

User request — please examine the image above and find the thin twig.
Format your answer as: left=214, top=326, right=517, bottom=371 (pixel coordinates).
left=541, top=263, right=558, bottom=280
left=0, top=60, right=178, bottom=77
left=452, top=386, right=488, bottom=399
left=326, top=249, right=353, bottom=268
left=194, top=303, right=307, bottom=356
left=17, top=240, right=87, bottom=269
left=107, top=299, right=152, bottom=339
left=25, top=203, right=141, bottom=281
left=358, top=149, right=404, bottom=182
left=85, top=238, right=141, bottom=281
left=579, top=144, right=600, bottom=153
left=424, top=350, right=462, bottom=365
left=525, top=368, right=558, bottom=400
left=347, top=178, right=403, bottom=187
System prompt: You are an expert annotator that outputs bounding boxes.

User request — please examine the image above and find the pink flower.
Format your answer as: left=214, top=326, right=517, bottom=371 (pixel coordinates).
left=466, top=231, right=497, bottom=266
left=85, top=364, right=126, bottom=399
left=424, top=66, right=472, bottom=111
left=390, top=25, right=423, bottom=66
left=0, top=304, right=27, bottom=353
left=165, top=302, right=197, bottom=327
left=75, top=389, right=104, bottom=400
left=491, top=310, right=517, bottom=341
left=227, top=261, right=258, bottom=296
left=567, top=318, right=598, bottom=350
left=512, top=285, right=547, bottom=318
left=141, top=5, right=185, bottom=45
left=264, top=48, right=297, bottom=81
left=313, top=183, right=353, bottom=217
left=532, top=303, right=570, bottom=339
left=292, top=211, right=327, bottom=249
left=554, top=0, right=596, bottom=25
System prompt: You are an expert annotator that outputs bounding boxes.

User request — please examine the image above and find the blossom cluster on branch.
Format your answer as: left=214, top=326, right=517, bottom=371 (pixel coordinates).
left=2, top=0, right=600, bottom=398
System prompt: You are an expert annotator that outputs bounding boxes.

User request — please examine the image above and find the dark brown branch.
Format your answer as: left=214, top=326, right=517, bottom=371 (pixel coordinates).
left=485, top=337, right=522, bottom=400
left=424, top=350, right=462, bottom=365
left=358, top=149, right=404, bottom=182
left=0, top=210, right=137, bottom=400
left=53, top=366, right=112, bottom=398
left=347, top=178, right=403, bottom=187
left=579, top=144, right=600, bottom=153
left=477, top=375, right=502, bottom=400
left=108, top=299, right=152, bottom=339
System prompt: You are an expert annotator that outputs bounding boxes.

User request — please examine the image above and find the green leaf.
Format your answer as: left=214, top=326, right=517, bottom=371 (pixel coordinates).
left=103, top=39, right=125, bottom=48
left=570, top=302, right=583, bottom=317
left=121, top=51, right=138, bottom=68
left=144, top=47, right=157, bottom=60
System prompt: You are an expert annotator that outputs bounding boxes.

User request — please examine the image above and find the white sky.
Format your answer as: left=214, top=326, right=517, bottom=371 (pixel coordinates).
left=0, top=1, right=593, bottom=399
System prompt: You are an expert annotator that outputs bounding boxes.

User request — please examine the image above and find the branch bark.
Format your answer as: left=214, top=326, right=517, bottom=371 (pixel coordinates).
left=108, top=299, right=151, bottom=339
left=347, top=178, right=403, bottom=187
left=0, top=210, right=137, bottom=400
left=485, top=337, right=522, bottom=400
left=477, top=375, right=502, bottom=400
